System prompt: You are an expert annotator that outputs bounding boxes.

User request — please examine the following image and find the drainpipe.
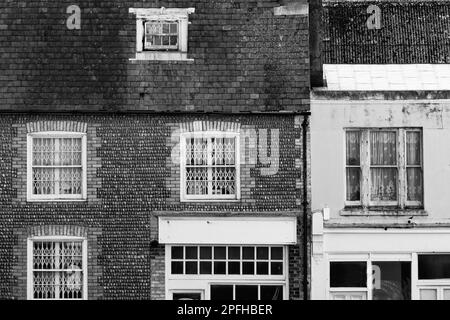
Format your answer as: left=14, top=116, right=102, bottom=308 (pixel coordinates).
left=309, top=0, right=323, bottom=87
left=301, top=113, right=310, bottom=300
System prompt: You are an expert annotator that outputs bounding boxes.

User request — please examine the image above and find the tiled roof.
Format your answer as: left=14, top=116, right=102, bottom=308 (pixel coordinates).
left=323, top=1, right=450, bottom=64
left=323, top=64, right=450, bottom=90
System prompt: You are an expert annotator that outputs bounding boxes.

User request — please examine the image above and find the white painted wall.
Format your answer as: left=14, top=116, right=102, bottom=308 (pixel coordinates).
left=159, top=216, right=297, bottom=245
left=311, top=99, right=450, bottom=222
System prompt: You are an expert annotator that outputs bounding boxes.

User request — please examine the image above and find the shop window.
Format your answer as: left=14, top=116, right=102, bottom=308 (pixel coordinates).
left=170, top=245, right=283, bottom=276
left=330, top=262, right=367, bottom=287
left=210, top=284, right=283, bottom=301
left=418, top=254, right=450, bottom=279
left=372, top=262, right=411, bottom=300
left=329, top=261, right=411, bottom=300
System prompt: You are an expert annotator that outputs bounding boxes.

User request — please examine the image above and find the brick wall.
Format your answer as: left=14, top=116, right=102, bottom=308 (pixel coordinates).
left=0, top=113, right=308, bottom=299
left=0, top=0, right=309, bottom=112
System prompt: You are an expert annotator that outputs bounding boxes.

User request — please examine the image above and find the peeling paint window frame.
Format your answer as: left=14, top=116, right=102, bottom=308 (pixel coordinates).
left=344, top=128, right=423, bottom=209
left=129, top=8, right=195, bottom=61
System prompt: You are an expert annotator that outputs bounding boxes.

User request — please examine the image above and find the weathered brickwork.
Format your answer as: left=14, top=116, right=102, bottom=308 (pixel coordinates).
left=0, top=113, right=309, bottom=299
left=0, top=0, right=309, bottom=113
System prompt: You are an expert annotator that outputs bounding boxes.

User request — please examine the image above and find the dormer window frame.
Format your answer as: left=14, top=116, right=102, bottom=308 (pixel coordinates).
left=129, top=7, right=195, bottom=61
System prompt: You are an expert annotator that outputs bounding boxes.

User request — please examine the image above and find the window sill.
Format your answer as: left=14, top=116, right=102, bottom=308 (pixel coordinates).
left=130, top=51, right=194, bottom=62
left=180, top=199, right=241, bottom=203
left=27, top=198, right=87, bottom=203
left=340, top=206, right=427, bottom=216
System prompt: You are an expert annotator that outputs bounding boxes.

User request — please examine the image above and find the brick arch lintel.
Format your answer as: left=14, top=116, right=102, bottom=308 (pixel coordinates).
left=27, top=225, right=88, bottom=238
left=26, top=121, right=87, bottom=133
left=179, top=120, right=241, bottom=133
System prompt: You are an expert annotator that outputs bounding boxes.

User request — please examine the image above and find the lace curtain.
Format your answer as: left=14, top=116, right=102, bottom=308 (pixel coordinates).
left=370, top=131, right=397, bottom=201
left=406, top=131, right=422, bottom=201
left=32, top=138, right=83, bottom=196
left=346, top=131, right=360, bottom=201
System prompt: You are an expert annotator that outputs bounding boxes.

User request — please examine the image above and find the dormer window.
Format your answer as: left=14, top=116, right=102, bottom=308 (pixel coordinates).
left=129, top=7, right=195, bottom=61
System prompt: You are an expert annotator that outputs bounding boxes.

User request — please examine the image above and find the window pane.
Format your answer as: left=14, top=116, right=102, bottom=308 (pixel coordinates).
left=214, top=247, right=226, bottom=259
left=186, top=168, right=208, bottom=195
left=171, top=246, right=183, bottom=259
left=418, top=255, right=450, bottom=279
left=235, top=285, right=258, bottom=300
left=271, top=262, right=283, bottom=275
left=346, top=131, right=360, bottom=165
left=407, top=168, right=422, bottom=202
left=212, top=167, right=236, bottom=195
left=200, top=262, right=212, bottom=274
left=256, top=262, right=269, bottom=275
left=271, top=247, right=283, bottom=260
left=169, top=23, right=178, bottom=33
left=370, top=168, right=397, bottom=201
left=444, top=289, right=450, bottom=300
left=228, top=247, right=240, bottom=260
left=242, top=262, right=254, bottom=274
left=370, top=131, right=396, bottom=165
left=260, top=286, right=283, bottom=300
left=346, top=167, right=360, bottom=201
left=211, top=285, right=233, bottom=300
left=186, top=138, right=207, bottom=165
left=200, top=246, right=212, bottom=259
left=169, top=35, right=178, bottom=46
left=185, top=261, right=197, bottom=274
left=153, top=35, right=161, bottom=46
left=162, top=35, right=170, bottom=46
left=420, top=289, right=437, bottom=300
left=406, top=131, right=421, bottom=165
left=242, top=247, right=254, bottom=260
left=162, top=23, right=170, bottom=34
left=372, top=262, right=411, bottom=300
left=171, top=261, right=183, bottom=274
left=257, top=247, right=268, bottom=259
left=228, top=262, right=240, bottom=275
left=214, top=261, right=226, bottom=275
left=330, top=262, right=366, bottom=287
left=185, top=246, right=197, bottom=259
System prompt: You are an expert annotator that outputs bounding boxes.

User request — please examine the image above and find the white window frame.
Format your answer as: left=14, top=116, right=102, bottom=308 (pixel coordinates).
left=129, top=7, right=195, bottom=61
left=180, top=131, right=241, bottom=202
left=27, top=132, right=87, bottom=201
left=327, top=253, right=413, bottom=300
left=165, top=245, right=289, bottom=300
left=415, top=252, right=450, bottom=300
left=168, top=245, right=285, bottom=279
left=27, top=236, right=88, bottom=300
left=170, top=289, right=205, bottom=300
left=344, top=128, right=423, bottom=208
